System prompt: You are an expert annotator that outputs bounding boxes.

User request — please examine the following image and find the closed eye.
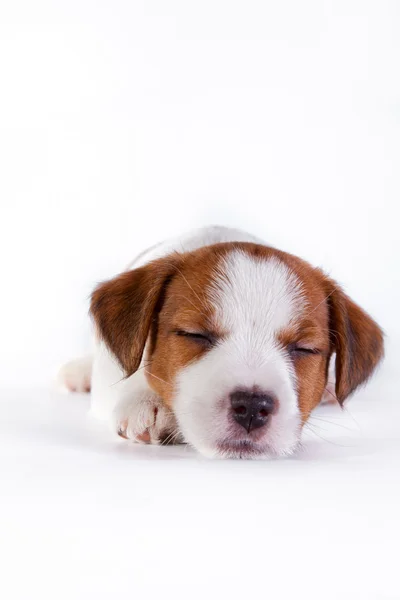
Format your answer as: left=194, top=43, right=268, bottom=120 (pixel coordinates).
left=174, top=330, right=216, bottom=346
left=288, top=343, right=321, bottom=356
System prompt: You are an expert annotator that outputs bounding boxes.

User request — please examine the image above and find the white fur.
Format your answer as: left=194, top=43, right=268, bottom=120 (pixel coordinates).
left=174, top=251, right=306, bottom=458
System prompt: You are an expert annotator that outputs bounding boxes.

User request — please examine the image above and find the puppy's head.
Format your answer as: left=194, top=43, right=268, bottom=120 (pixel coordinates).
left=91, top=243, right=384, bottom=458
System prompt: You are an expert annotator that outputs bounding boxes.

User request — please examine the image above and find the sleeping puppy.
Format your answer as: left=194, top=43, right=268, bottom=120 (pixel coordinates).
left=59, top=226, right=384, bottom=458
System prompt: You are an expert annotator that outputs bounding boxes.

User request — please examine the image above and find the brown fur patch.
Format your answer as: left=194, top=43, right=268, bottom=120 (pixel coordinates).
left=323, top=279, right=384, bottom=403
left=90, top=255, right=182, bottom=376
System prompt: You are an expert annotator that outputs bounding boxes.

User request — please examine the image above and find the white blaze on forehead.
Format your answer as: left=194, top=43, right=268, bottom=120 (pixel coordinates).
left=209, top=250, right=305, bottom=348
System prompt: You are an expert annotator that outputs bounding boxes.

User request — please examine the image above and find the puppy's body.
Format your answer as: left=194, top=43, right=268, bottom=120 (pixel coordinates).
left=127, top=225, right=262, bottom=270
left=60, top=226, right=383, bottom=459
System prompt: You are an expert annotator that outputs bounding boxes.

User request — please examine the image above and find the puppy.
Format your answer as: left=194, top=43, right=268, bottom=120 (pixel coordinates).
left=59, top=226, right=384, bottom=458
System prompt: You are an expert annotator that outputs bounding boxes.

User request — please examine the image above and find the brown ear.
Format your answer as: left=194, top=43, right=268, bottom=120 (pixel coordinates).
left=90, top=256, right=180, bottom=376
left=325, top=281, right=384, bottom=404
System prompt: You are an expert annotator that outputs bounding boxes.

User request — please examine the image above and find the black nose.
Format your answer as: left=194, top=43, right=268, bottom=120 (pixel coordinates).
left=230, top=390, right=275, bottom=433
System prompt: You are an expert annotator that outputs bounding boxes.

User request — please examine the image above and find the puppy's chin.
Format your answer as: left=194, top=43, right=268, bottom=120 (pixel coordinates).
left=216, top=439, right=274, bottom=460
left=182, top=433, right=301, bottom=460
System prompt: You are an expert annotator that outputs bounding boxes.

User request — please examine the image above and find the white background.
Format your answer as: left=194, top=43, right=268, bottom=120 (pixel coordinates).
left=1, top=2, right=399, bottom=600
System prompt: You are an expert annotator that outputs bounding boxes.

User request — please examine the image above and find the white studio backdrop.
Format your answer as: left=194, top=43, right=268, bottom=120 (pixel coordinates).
left=0, top=0, right=399, bottom=387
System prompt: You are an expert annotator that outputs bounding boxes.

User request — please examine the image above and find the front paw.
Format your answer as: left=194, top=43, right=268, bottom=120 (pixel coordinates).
left=114, top=394, right=182, bottom=445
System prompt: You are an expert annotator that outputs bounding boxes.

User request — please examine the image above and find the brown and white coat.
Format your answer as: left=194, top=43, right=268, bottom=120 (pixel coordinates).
left=60, top=226, right=384, bottom=458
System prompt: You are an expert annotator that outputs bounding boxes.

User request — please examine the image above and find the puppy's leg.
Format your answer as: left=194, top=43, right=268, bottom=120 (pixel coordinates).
left=91, top=341, right=181, bottom=445
left=58, top=356, right=92, bottom=393
left=113, top=378, right=181, bottom=445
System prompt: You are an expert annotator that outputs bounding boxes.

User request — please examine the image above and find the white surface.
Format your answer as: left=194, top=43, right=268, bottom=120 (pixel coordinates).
left=1, top=365, right=399, bottom=600
left=1, top=1, right=399, bottom=599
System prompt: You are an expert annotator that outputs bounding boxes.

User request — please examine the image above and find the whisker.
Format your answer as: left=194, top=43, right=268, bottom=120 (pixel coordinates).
left=110, top=377, right=125, bottom=387
left=145, top=370, right=173, bottom=388
left=109, top=359, right=153, bottom=386
left=173, top=295, right=210, bottom=319
left=308, top=428, right=347, bottom=446
left=341, top=405, right=362, bottom=431
left=309, top=416, right=356, bottom=432
left=133, top=361, right=153, bottom=374
left=304, top=287, right=339, bottom=319
left=304, top=422, right=351, bottom=447
left=324, top=386, right=337, bottom=402
left=173, top=266, right=208, bottom=310
left=160, top=429, right=178, bottom=446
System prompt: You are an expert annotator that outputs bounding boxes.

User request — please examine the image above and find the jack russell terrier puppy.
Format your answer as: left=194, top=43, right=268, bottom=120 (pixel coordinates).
left=59, top=226, right=384, bottom=458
